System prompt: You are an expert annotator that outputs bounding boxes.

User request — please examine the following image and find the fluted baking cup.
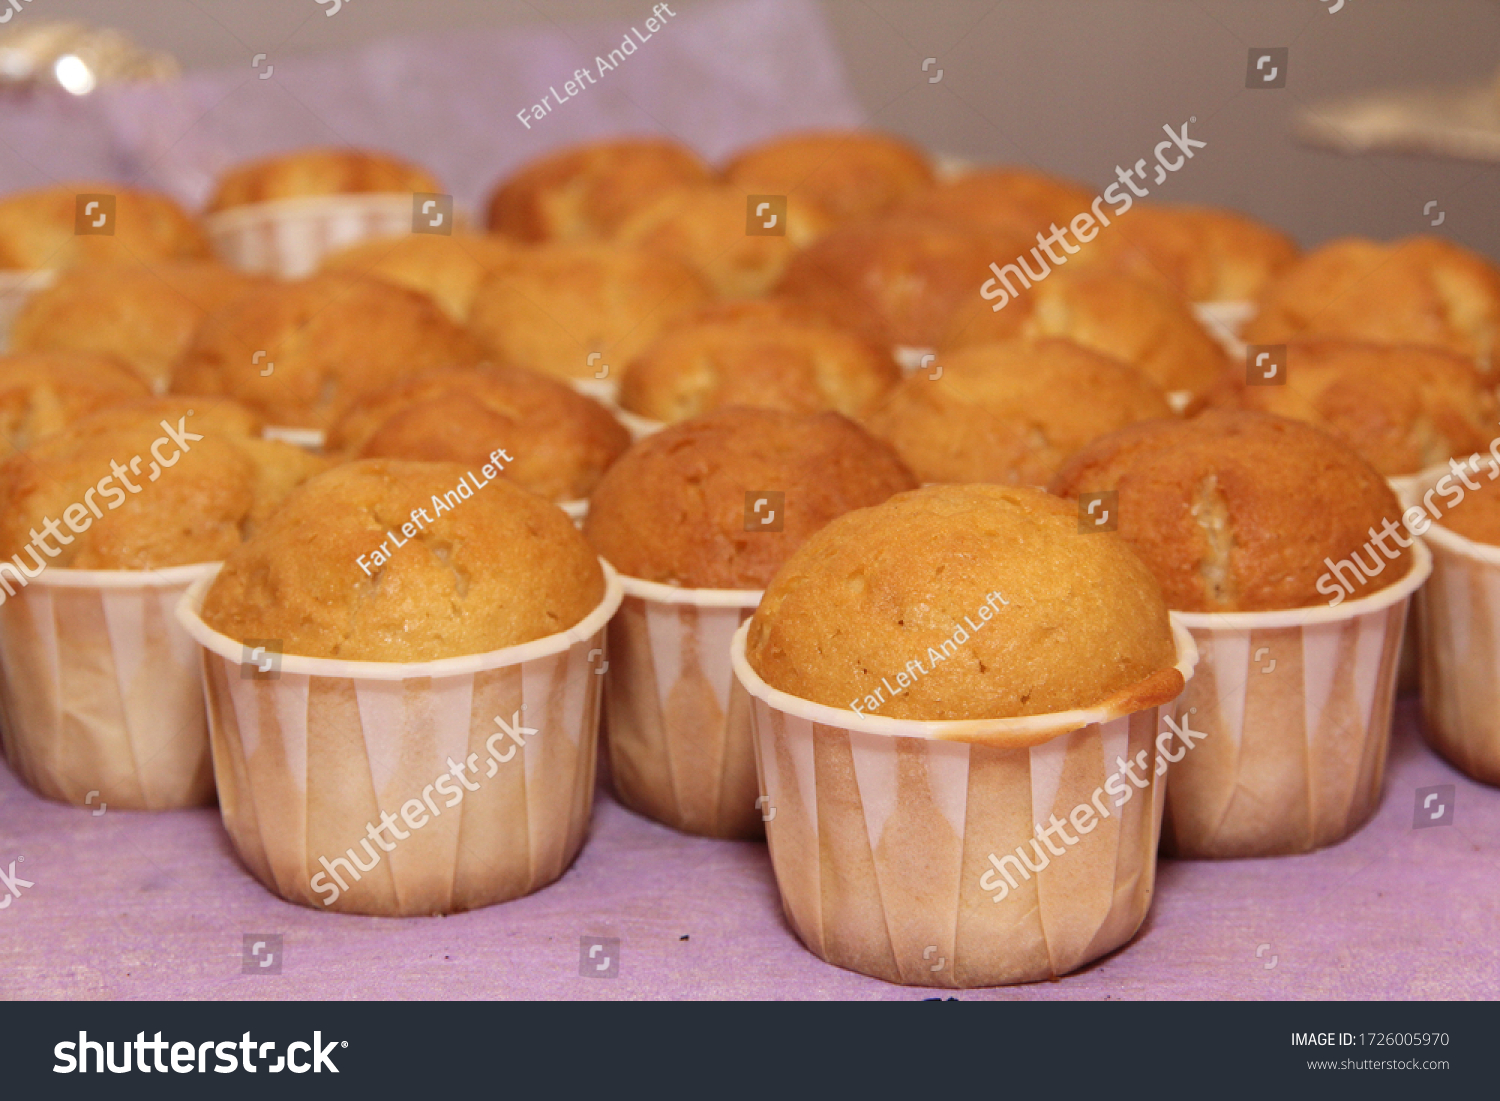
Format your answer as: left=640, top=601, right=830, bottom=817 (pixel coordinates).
left=205, top=193, right=460, bottom=280
left=0, top=562, right=218, bottom=809
left=1417, top=517, right=1500, bottom=785
left=1388, top=465, right=1449, bottom=694
left=0, top=269, right=55, bottom=351
left=731, top=619, right=1198, bottom=988
left=176, top=560, right=622, bottom=916
left=1161, top=540, right=1430, bottom=859
left=605, top=576, right=762, bottom=839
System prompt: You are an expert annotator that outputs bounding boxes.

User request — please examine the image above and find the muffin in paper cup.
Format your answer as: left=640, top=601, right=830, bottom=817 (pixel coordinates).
left=205, top=194, right=454, bottom=280
left=605, top=576, right=762, bottom=839
left=1416, top=519, right=1500, bottom=783
left=0, top=562, right=218, bottom=809
left=1161, top=539, right=1430, bottom=859
left=732, top=618, right=1199, bottom=988
left=176, top=561, right=622, bottom=916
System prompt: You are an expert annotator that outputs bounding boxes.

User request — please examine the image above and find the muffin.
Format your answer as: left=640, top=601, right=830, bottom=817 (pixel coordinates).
left=584, top=407, right=916, bottom=839
left=866, top=338, right=1171, bottom=486
left=1050, top=409, right=1409, bottom=612
left=619, top=314, right=901, bottom=423
left=614, top=184, right=833, bottom=298
left=317, top=232, right=515, bottom=323
left=746, top=483, right=1177, bottom=720
left=0, top=184, right=208, bottom=270
left=487, top=138, right=715, bottom=242
left=722, top=130, right=935, bottom=223
left=585, top=407, right=917, bottom=589
left=893, top=167, right=1096, bottom=239
left=172, top=273, right=487, bottom=429
left=205, top=148, right=440, bottom=213
left=939, top=265, right=1230, bottom=400
left=12, top=261, right=265, bottom=391
left=735, top=483, right=1194, bottom=986
left=1243, top=236, right=1500, bottom=365
left=0, top=396, right=318, bottom=569
left=201, top=460, right=603, bottom=661
left=0, top=351, right=151, bottom=455
left=327, top=365, right=629, bottom=502
left=1438, top=481, right=1500, bottom=545
left=1200, top=339, right=1500, bottom=477
left=466, top=243, right=712, bottom=381
left=1088, top=203, right=1299, bottom=302
left=1051, top=410, right=1427, bottom=858
left=774, top=215, right=1032, bottom=348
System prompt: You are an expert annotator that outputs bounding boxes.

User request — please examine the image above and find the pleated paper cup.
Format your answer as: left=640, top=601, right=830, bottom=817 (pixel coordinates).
left=205, top=193, right=451, bottom=280
left=731, top=619, right=1199, bottom=988
left=1388, top=464, right=1449, bottom=694
left=604, top=576, right=762, bottom=839
left=0, top=562, right=218, bottom=809
left=1161, top=539, right=1431, bottom=859
left=1416, top=518, right=1500, bottom=785
left=175, top=561, right=623, bottom=916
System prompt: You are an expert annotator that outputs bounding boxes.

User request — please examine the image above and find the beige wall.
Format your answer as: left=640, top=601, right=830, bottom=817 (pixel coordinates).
left=30, top=0, right=1500, bottom=256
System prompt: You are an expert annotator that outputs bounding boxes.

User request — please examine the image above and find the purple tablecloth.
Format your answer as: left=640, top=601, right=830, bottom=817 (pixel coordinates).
left=0, top=696, right=1493, bottom=1000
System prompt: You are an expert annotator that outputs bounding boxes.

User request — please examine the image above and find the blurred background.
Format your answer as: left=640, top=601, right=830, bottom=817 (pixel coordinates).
left=3, top=0, right=1497, bottom=256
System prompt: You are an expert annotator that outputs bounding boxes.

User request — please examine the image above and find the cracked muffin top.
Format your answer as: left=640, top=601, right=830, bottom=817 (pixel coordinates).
left=865, top=338, right=1171, bottom=486
left=0, top=352, right=152, bottom=456
left=1242, top=235, right=1500, bottom=365
left=326, top=365, right=629, bottom=502
left=200, top=459, right=605, bottom=661
left=0, top=397, right=323, bottom=570
left=171, top=273, right=487, bottom=429
left=584, top=407, right=916, bottom=590
left=744, top=483, right=1180, bottom=721
left=1198, top=338, right=1500, bottom=478
left=1049, top=409, right=1407, bottom=612
left=723, top=130, right=934, bottom=224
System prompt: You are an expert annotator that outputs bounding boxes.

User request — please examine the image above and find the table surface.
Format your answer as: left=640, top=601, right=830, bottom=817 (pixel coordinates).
left=1, top=696, right=1494, bottom=1001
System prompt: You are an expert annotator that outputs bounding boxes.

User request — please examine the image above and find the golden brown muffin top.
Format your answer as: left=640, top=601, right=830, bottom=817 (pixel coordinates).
left=317, top=232, right=515, bottom=323
left=1436, top=474, right=1500, bottom=546
left=1199, top=339, right=1500, bottom=477
left=205, top=147, right=440, bottom=213
left=614, top=184, right=833, bottom=299
left=1050, top=409, right=1408, bottom=612
left=939, top=264, right=1230, bottom=399
left=1243, top=235, right=1500, bottom=364
left=774, top=214, right=1033, bottom=348
left=865, top=338, right=1171, bottom=486
left=745, top=483, right=1180, bottom=721
left=584, top=407, right=917, bottom=589
left=201, top=459, right=605, bottom=662
left=466, top=242, right=712, bottom=381
left=487, top=137, right=716, bottom=242
left=892, top=167, right=1096, bottom=238
left=12, top=261, right=265, bottom=391
left=722, top=129, right=935, bottom=223
left=172, top=273, right=487, bottom=429
left=327, top=365, right=629, bottom=502
left=0, top=396, right=322, bottom=570
left=0, top=184, right=209, bottom=270
left=619, top=315, right=901, bottom=423
left=1088, top=203, right=1299, bottom=301
left=0, top=351, right=152, bottom=456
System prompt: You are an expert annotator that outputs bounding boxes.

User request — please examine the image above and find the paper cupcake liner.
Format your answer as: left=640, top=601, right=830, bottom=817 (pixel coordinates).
left=1416, top=516, right=1500, bottom=785
left=0, top=562, right=218, bottom=809
left=1387, top=466, right=1449, bottom=694
left=1161, top=540, right=1430, bottom=859
left=731, top=619, right=1199, bottom=988
left=568, top=377, right=619, bottom=407
left=0, top=268, right=56, bottom=351
left=205, top=193, right=463, bottom=280
left=604, top=576, right=762, bottom=839
left=175, top=561, right=623, bottom=916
